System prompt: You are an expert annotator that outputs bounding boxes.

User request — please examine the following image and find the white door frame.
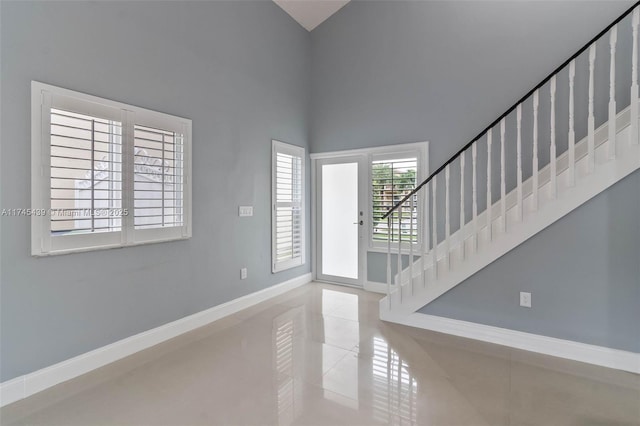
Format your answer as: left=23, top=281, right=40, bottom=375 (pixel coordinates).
left=311, top=141, right=429, bottom=291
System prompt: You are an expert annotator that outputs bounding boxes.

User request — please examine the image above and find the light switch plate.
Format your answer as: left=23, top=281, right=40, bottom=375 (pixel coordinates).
left=239, top=206, right=253, bottom=217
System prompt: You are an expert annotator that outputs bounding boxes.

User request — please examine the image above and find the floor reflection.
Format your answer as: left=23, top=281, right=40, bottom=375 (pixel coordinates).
left=321, top=288, right=359, bottom=321
left=370, top=336, right=417, bottom=424
left=273, top=306, right=306, bottom=426
left=273, top=288, right=419, bottom=425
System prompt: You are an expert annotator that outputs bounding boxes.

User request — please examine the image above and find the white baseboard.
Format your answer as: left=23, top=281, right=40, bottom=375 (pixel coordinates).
left=380, top=310, right=640, bottom=374
left=0, top=273, right=312, bottom=407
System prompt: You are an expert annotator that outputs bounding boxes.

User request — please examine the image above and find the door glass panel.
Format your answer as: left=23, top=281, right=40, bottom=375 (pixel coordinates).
left=321, top=162, right=359, bottom=279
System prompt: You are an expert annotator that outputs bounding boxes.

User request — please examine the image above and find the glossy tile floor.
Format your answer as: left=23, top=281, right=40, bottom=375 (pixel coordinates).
left=2, top=282, right=639, bottom=425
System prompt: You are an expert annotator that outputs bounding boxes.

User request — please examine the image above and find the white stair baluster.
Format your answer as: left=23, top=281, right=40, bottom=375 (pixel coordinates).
left=486, top=129, right=493, bottom=242
left=397, top=205, right=403, bottom=303
left=431, top=178, right=438, bottom=280
left=409, top=196, right=414, bottom=296
left=588, top=44, right=596, bottom=172
left=500, top=118, right=506, bottom=232
left=569, top=60, right=576, bottom=186
left=609, top=25, right=618, bottom=160
left=533, top=90, right=539, bottom=210
left=516, top=104, right=523, bottom=220
left=460, top=152, right=465, bottom=261
left=632, top=9, right=639, bottom=147
left=445, top=164, right=451, bottom=270
left=422, top=187, right=429, bottom=289
left=472, top=142, right=478, bottom=251
left=550, top=75, right=557, bottom=199
left=387, top=215, right=392, bottom=309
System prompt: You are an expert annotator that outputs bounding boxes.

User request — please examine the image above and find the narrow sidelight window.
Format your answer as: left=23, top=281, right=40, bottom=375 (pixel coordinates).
left=272, top=140, right=305, bottom=272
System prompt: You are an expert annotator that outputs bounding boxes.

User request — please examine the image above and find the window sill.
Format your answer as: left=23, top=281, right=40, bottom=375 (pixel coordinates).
left=32, top=235, right=191, bottom=257
left=367, top=244, right=423, bottom=255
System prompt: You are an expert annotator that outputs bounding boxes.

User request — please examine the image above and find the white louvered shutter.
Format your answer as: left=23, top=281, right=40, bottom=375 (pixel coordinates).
left=272, top=141, right=305, bottom=272
left=49, top=108, right=123, bottom=235
left=133, top=125, right=184, bottom=230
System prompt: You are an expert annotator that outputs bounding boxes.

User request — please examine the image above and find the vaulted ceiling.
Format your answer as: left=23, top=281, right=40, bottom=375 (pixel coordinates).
left=273, top=0, right=350, bottom=31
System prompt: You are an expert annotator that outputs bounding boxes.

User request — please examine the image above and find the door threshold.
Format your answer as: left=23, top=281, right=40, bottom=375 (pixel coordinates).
left=314, top=279, right=364, bottom=290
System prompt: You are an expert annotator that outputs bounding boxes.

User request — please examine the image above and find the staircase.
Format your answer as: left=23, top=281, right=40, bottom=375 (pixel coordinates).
left=379, top=5, right=640, bottom=322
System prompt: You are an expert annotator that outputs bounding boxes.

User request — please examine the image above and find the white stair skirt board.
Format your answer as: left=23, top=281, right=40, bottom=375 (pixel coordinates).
left=380, top=309, right=640, bottom=374
left=0, top=273, right=312, bottom=407
left=384, top=104, right=640, bottom=316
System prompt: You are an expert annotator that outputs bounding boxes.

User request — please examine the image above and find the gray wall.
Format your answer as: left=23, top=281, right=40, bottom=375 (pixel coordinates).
left=367, top=252, right=415, bottom=284
left=311, top=0, right=640, bottom=351
left=311, top=0, right=632, bottom=158
left=0, top=1, right=310, bottom=382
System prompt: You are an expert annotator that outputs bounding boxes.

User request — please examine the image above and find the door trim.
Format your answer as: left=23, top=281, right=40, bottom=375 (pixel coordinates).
left=309, top=141, right=428, bottom=160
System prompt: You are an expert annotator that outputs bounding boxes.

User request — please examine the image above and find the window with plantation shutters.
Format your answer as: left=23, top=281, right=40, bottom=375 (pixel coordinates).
left=371, top=155, right=419, bottom=245
left=272, top=140, right=305, bottom=272
left=133, top=125, right=184, bottom=230
left=32, top=82, right=191, bottom=256
left=49, top=108, right=123, bottom=235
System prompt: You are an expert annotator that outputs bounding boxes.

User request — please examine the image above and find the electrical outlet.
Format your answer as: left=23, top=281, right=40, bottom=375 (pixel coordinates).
left=520, top=292, right=532, bottom=308
left=240, top=268, right=247, bottom=280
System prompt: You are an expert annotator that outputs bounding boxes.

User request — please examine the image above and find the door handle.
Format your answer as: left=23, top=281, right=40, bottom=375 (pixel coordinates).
left=353, top=220, right=363, bottom=225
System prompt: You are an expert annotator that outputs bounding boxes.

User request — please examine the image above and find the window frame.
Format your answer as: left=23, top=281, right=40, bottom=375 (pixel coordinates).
left=271, top=140, right=306, bottom=273
left=31, top=81, right=192, bottom=256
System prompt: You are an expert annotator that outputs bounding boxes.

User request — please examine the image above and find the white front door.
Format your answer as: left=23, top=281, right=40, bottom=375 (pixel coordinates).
left=316, top=156, right=366, bottom=287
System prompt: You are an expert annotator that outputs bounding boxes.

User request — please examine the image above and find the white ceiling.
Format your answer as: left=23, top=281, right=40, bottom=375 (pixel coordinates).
left=273, top=0, right=350, bottom=32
